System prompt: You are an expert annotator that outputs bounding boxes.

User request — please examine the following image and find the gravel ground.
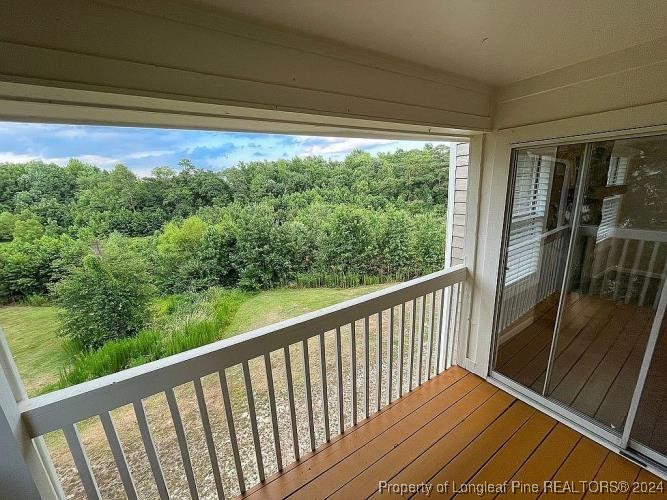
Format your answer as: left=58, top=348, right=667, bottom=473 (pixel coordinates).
left=47, top=296, right=444, bottom=499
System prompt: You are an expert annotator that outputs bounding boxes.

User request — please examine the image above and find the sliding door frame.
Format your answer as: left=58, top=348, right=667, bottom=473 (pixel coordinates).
left=489, top=127, right=667, bottom=468
left=541, top=142, right=591, bottom=394
left=621, top=282, right=667, bottom=448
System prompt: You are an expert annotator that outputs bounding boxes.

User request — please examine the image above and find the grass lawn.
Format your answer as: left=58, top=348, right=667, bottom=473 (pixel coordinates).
left=0, top=305, right=67, bottom=396
left=224, top=284, right=388, bottom=335
left=1, top=285, right=390, bottom=397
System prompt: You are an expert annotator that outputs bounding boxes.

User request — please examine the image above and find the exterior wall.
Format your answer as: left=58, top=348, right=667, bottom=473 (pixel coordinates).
left=446, top=143, right=469, bottom=266
left=0, top=0, right=492, bottom=134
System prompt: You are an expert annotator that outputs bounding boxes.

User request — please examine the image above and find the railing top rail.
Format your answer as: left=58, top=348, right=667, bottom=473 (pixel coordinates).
left=579, top=226, right=667, bottom=243
left=20, top=265, right=467, bottom=437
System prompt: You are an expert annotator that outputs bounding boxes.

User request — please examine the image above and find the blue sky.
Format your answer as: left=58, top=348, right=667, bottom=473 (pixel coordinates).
left=0, top=122, right=448, bottom=177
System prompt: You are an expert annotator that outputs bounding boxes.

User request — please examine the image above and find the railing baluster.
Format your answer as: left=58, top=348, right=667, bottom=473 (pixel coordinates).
left=133, top=400, right=170, bottom=499
left=63, top=424, right=101, bottom=500
left=408, top=298, right=416, bottom=390
left=387, top=306, right=394, bottom=404
left=165, top=388, right=199, bottom=499
left=100, top=411, right=137, bottom=500
left=450, top=283, right=464, bottom=368
left=436, top=288, right=447, bottom=372
left=20, top=267, right=469, bottom=500
left=350, top=322, right=358, bottom=425
left=242, top=361, right=265, bottom=481
left=364, top=317, right=370, bottom=419
left=418, top=296, right=426, bottom=386
left=302, top=341, right=316, bottom=452
left=398, top=302, right=405, bottom=398
left=218, top=369, right=246, bottom=492
left=335, top=327, right=344, bottom=433
left=613, top=239, right=630, bottom=300
left=639, top=242, right=660, bottom=306
left=601, top=238, right=619, bottom=297
left=193, top=378, right=225, bottom=498
left=427, top=292, right=436, bottom=379
left=625, top=240, right=645, bottom=304
left=263, top=353, right=283, bottom=470
left=376, top=311, right=382, bottom=412
left=283, top=346, right=300, bottom=461
left=318, top=334, right=331, bottom=442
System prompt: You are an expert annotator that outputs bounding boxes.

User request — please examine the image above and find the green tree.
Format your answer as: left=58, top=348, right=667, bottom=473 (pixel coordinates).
left=0, top=211, right=16, bottom=241
left=0, top=234, right=85, bottom=301
left=12, top=218, right=45, bottom=243
left=53, top=253, right=155, bottom=349
left=320, top=205, right=377, bottom=274
left=234, top=203, right=292, bottom=289
left=155, top=216, right=208, bottom=292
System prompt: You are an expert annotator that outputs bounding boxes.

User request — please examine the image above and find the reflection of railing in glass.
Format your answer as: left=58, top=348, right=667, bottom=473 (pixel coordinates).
left=582, top=228, right=667, bottom=308
left=498, top=225, right=568, bottom=333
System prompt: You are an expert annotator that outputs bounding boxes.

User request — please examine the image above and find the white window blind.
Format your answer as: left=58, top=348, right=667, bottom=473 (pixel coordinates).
left=596, top=156, right=628, bottom=241
left=505, top=151, right=554, bottom=284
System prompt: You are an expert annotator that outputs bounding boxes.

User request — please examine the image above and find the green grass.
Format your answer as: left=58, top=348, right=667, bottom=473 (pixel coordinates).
left=2, top=285, right=390, bottom=396
left=0, top=305, right=67, bottom=396
left=225, top=284, right=388, bottom=335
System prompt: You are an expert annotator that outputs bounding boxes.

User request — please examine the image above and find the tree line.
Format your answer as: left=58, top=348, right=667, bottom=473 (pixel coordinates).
left=0, top=145, right=448, bottom=308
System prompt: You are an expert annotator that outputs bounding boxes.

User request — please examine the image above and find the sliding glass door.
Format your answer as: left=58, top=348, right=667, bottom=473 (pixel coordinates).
left=494, top=143, right=585, bottom=390
left=493, top=133, right=667, bottom=465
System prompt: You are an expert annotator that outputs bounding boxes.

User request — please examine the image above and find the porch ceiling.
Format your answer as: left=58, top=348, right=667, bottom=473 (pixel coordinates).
left=192, top=0, right=667, bottom=86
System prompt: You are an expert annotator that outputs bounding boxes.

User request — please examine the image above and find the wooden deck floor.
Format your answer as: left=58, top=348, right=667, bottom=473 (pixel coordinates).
left=241, top=366, right=663, bottom=499
left=495, top=293, right=657, bottom=430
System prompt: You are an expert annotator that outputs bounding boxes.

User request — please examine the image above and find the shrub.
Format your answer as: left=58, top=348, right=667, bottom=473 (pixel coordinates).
left=53, top=253, right=155, bottom=349
left=53, top=288, right=250, bottom=389
left=164, top=288, right=249, bottom=355
left=56, top=330, right=164, bottom=388
left=24, top=294, right=49, bottom=306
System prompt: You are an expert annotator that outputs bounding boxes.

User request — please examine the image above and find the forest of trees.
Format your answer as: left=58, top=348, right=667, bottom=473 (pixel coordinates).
left=0, top=144, right=447, bottom=304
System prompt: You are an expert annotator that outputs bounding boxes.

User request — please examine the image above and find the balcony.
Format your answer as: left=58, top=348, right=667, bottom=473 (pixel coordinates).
left=9, top=264, right=664, bottom=499
left=2, top=2, right=667, bottom=494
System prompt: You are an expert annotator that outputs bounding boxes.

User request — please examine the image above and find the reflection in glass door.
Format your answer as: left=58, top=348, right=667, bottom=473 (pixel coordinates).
left=545, top=137, right=667, bottom=434
left=494, top=143, right=585, bottom=389
left=493, top=134, right=667, bottom=465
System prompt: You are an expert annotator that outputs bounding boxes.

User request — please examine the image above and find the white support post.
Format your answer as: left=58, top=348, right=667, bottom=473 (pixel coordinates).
left=0, top=329, right=62, bottom=499
left=455, top=135, right=485, bottom=375
left=441, top=141, right=467, bottom=370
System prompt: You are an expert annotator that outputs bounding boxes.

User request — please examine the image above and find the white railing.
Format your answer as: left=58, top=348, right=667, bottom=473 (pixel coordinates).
left=18, top=265, right=466, bottom=499
left=499, top=225, right=569, bottom=331
left=582, top=227, right=667, bottom=307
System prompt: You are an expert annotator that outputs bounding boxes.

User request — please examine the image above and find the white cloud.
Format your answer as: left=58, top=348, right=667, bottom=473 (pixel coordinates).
left=0, top=152, right=50, bottom=163
left=75, top=155, right=120, bottom=169
left=123, top=150, right=172, bottom=160
left=0, top=152, right=120, bottom=169
left=297, top=138, right=395, bottom=157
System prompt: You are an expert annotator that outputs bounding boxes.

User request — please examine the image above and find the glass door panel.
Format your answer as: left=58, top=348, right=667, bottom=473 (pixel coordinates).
left=545, top=135, right=667, bottom=434
left=494, top=143, right=585, bottom=390
left=630, top=310, right=667, bottom=461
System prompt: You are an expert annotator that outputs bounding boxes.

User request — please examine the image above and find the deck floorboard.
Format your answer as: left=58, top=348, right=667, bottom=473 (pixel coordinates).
left=240, top=367, right=663, bottom=499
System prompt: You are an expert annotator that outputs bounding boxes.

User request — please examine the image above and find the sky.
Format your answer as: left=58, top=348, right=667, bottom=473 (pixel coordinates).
left=0, top=122, right=448, bottom=177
